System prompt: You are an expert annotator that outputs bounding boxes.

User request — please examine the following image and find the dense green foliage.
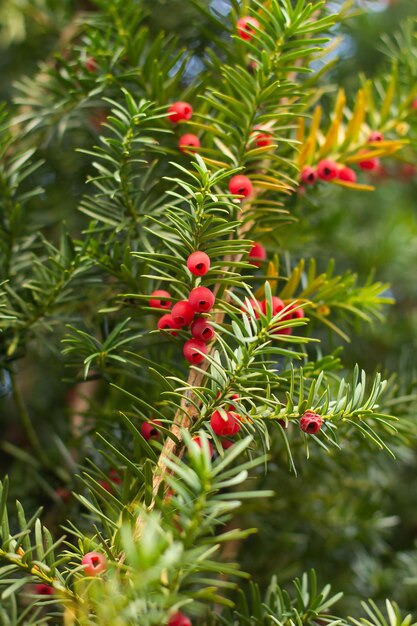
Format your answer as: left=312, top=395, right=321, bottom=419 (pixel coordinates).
left=1, top=0, right=417, bottom=624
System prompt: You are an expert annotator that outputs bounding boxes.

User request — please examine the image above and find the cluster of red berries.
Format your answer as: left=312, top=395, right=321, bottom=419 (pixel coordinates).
left=150, top=252, right=215, bottom=365
left=243, top=295, right=304, bottom=336
left=168, top=101, right=201, bottom=154
left=300, top=132, right=385, bottom=188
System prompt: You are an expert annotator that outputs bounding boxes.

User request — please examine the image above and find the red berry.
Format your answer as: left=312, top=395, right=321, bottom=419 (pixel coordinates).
left=337, top=166, right=357, bottom=183
left=192, top=437, right=213, bottom=457
left=300, top=166, right=317, bottom=185
left=229, top=174, right=253, bottom=198
left=210, top=410, right=240, bottom=437
left=35, top=583, right=54, bottom=595
left=317, top=159, right=339, bottom=181
left=157, top=314, right=181, bottom=335
left=249, top=242, right=266, bottom=267
left=171, top=300, right=195, bottom=326
left=241, top=298, right=262, bottom=319
left=183, top=339, right=207, bottom=364
left=81, top=551, right=107, bottom=576
left=187, top=251, right=210, bottom=276
left=141, top=420, right=162, bottom=441
left=108, top=468, right=122, bottom=484
left=358, top=152, right=379, bottom=171
left=299, top=410, right=323, bottom=435
left=237, top=16, right=260, bottom=41
left=191, top=317, right=215, bottom=342
left=261, top=296, right=285, bottom=315
left=229, top=411, right=242, bottom=435
left=253, top=129, right=273, bottom=148
left=221, top=439, right=234, bottom=450
left=188, top=286, right=215, bottom=313
left=368, top=131, right=383, bottom=142
left=168, top=101, right=193, bottom=123
left=282, top=302, right=305, bottom=321
left=85, top=57, right=98, bottom=73
left=149, top=290, right=171, bottom=310
left=412, top=99, right=417, bottom=110
left=178, top=133, right=200, bottom=154
left=55, top=487, right=71, bottom=502
left=99, top=480, right=113, bottom=493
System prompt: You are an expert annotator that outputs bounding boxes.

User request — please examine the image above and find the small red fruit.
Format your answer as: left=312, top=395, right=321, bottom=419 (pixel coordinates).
left=192, top=437, right=214, bottom=457
left=168, top=101, right=193, bottom=123
left=191, top=317, right=215, bottom=342
left=141, top=420, right=162, bottom=441
left=249, top=242, right=266, bottom=267
left=221, top=439, right=234, bottom=450
left=253, top=129, right=273, bottom=148
left=228, top=174, right=253, bottom=198
left=188, top=286, right=215, bottom=313
left=85, top=57, right=98, bottom=73
left=299, top=410, right=323, bottom=435
left=358, top=152, right=379, bottom=171
left=171, top=300, right=195, bottom=326
left=300, top=166, right=317, bottom=185
left=317, top=159, right=339, bottom=181
left=183, top=339, right=207, bottom=364
left=187, top=251, right=210, bottom=276
left=157, top=314, right=181, bottom=335
left=368, top=131, right=383, bottom=142
left=337, top=166, right=357, bottom=183
left=261, top=296, right=285, bottom=316
left=81, top=551, right=107, bottom=576
left=179, top=134, right=200, bottom=153
left=282, top=303, right=305, bottom=321
left=149, top=290, right=171, bottom=310
left=237, top=16, right=260, bottom=41
left=210, top=410, right=241, bottom=437
left=35, top=583, right=54, bottom=595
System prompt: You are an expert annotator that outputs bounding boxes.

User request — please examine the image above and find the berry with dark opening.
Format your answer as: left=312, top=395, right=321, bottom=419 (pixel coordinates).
left=141, top=420, right=162, bottom=441
left=337, top=166, right=357, bottom=183
left=183, top=339, right=207, bottom=364
left=228, top=174, right=253, bottom=198
left=157, top=314, right=181, bottom=335
left=261, top=296, right=285, bottom=316
left=168, top=101, right=193, bottom=123
left=317, top=159, right=339, bottom=181
left=149, top=290, right=171, bottom=310
left=282, top=302, right=305, bottom=321
left=299, top=410, right=323, bottom=435
left=171, top=300, right=195, bottom=326
left=249, top=242, right=266, bottom=267
left=179, top=134, right=200, bottom=154
left=191, top=317, right=215, bottom=342
left=210, top=410, right=241, bottom=436
left=187, top=251, right=210, bottom=276
left=81, top=551, right=107, bottom=576
left=188, top=286, right=215, bottom=313
left=300, top=166, right=317, bottom=185
left=368, top=131, right=384, bottom=142
left=236, top=16, right=260, bottom=41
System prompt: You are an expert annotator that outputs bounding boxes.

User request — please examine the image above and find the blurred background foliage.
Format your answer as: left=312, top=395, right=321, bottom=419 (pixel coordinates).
left=1, top=0, right=417, bottom=618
